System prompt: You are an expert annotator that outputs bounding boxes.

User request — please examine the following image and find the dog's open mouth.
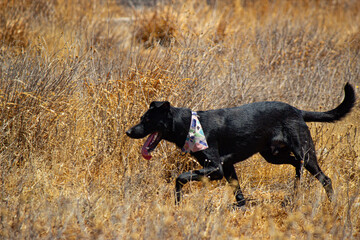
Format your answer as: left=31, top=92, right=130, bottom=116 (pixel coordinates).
left=141, top=132, right=162, bottom=160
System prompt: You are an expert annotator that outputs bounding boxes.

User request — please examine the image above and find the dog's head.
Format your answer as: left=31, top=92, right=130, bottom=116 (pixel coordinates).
left=126, top=101, right=172, bottom=160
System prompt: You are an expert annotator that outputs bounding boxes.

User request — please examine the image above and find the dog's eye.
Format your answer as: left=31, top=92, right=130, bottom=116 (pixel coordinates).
left=142, top=116, right=150, bottom=123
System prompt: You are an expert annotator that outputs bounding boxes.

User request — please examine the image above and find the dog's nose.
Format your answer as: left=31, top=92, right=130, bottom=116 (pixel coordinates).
left=126, top=129, right=132, bottom=137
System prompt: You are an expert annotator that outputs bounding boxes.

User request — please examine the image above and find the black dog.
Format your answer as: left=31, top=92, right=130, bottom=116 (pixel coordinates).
left=126, top=83, right=355, bottom=207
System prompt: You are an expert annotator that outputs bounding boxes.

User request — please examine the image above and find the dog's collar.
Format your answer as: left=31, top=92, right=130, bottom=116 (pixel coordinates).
left=182, top=111, right=208, bottom=153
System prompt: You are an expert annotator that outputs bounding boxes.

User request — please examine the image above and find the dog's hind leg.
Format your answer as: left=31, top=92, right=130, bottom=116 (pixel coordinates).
left=301, top=150, right=333, bottom=200
left=222, top=164, right=246, bottom=207
left=175, top=166, right=224, bottom=205
left=289, top=125, right=334, bottom=200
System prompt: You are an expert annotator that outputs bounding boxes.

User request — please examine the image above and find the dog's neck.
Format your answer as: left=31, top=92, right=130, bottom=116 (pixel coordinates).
left=163, top=107, right=192, bottom=148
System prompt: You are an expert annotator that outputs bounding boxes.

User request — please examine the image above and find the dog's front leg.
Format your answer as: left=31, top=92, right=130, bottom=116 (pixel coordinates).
left=222, top=164, right=246, bottom=207
left=175, top=166, right=224, bottom=205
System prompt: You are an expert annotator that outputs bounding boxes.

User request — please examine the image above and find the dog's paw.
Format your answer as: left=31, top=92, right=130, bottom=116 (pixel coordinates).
left=228, top=200, right=247, bottom=211
left=228, top=203, right=246, bottom=212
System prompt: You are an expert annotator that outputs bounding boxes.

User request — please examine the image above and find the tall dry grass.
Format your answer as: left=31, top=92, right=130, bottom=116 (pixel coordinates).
left=1, top=0, right=360, bottom=238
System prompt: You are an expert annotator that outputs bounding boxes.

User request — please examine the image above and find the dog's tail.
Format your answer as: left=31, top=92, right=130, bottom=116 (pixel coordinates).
left=301, top=83, right=356, bottom=123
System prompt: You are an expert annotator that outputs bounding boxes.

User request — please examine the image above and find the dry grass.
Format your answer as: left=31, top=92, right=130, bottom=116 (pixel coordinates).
left=1, top=0, right=360, bottom=239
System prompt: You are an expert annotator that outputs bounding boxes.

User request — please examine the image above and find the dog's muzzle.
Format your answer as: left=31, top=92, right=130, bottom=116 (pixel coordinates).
left=126, top=129, right=134, bottom=137
left=126, top=125, right=148, bottom=139
left=126, top=127, right=162, bottom=160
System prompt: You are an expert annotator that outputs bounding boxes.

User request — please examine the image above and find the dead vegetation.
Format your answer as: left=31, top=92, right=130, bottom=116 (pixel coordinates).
left=0, top=0, right=359, bottom=239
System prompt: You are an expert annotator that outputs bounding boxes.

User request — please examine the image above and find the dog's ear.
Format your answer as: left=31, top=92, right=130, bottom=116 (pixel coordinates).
left=150, top=101, right=171, bottom=110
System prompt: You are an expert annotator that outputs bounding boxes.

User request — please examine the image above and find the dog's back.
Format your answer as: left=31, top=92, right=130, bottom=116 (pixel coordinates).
left=194, top=101, right=301, bottom=158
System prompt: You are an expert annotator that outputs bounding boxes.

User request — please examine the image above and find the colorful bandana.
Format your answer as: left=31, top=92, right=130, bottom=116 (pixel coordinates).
left=182, top=112, right=209, bottom=153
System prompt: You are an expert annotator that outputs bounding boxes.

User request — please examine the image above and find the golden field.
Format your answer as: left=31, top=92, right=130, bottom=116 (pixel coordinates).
left=1, top=0, right=360, bottom=238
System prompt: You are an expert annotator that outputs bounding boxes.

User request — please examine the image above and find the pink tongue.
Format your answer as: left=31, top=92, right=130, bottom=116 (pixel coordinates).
left=141, top=133, right=156, bottom=160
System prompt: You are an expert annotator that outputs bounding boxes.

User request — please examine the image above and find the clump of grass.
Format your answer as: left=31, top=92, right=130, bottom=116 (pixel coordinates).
left=133, top=6, right=178, bottom=48
left=0, top=17, right=29, bottom=51
left=0, top=2, right=31, bottom=52
left=346, top=30, right=360, bottom=53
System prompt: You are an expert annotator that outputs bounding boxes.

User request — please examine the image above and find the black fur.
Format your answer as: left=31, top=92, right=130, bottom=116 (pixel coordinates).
left=126, top=83, right=355, bottom=207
